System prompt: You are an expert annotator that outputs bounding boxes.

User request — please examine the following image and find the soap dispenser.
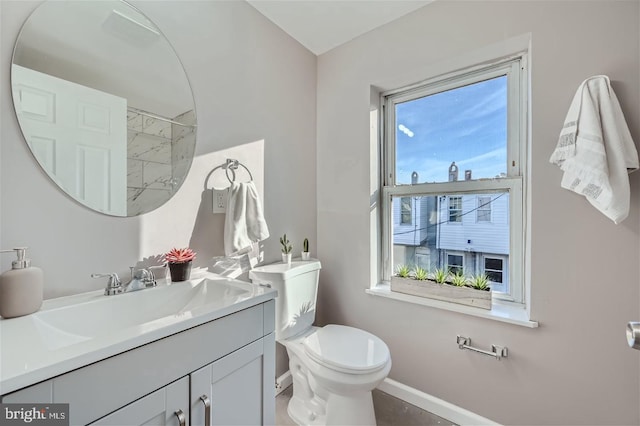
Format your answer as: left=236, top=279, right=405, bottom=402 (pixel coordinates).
left=0, top=247, right=43, bottom=318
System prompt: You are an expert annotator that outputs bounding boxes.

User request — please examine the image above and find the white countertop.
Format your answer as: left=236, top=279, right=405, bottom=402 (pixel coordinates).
left=0, top=272, right=276, bottom=395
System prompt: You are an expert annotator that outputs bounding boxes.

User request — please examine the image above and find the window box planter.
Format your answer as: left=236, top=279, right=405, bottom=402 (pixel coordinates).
left=390, top=276, right=491, bottom=310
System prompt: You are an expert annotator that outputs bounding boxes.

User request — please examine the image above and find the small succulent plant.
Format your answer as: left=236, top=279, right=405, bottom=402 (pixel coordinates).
left=280, top=234, right=292, bottom=254
left=413, top=266, right=429, bottom=281
left=451, top=271, right=468, bottom=287
left=471, top=273, right=490, bottom=290
left=395, top=264, right=411, bottom=278
left=432, top=267, right=448, bottom=284
left=303, top=238, right=309, bottom=253
left=165, top=247, right=196, bottom=264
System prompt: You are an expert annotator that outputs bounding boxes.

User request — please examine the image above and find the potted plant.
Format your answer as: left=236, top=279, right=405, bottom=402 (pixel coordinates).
left=471, top=273, right=490, bottom=290
left=390, top=265, right=491, bottom=310
left=280, top=234, right=292, bottom=264
left=165, top=247, right=196, bottom=282
left=301, top=238, right=311, bottom=260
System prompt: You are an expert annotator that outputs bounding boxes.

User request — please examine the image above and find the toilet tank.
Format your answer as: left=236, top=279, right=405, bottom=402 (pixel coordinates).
left=249, top=259, right=321, bottom=340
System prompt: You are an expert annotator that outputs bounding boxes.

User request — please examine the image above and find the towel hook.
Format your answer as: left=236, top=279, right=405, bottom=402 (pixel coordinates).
left=225, top=159, right=253, bottom=183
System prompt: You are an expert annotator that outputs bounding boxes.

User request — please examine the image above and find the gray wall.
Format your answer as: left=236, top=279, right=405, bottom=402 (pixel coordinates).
left=317, top=1, right=640, bottom=424
left=1, top=1, right=316, bottom=378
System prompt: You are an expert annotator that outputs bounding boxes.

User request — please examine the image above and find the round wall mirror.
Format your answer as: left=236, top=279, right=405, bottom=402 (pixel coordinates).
left=11, top=0, right=197, bottom=217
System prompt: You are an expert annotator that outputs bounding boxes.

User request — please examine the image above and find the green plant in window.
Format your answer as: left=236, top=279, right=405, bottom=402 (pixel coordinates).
left=471, top=273, right=490, bottom=291
left=451, top=271, right=468, bottom=287
left=432, top=267, right=448, bottom=284
left=413, top=266, right=429, bottom=281
left=395, top=264, right=411, bottom=278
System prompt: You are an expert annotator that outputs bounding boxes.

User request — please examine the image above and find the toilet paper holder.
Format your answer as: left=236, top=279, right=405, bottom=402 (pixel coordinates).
left=456, top=335, right=508, bottom=361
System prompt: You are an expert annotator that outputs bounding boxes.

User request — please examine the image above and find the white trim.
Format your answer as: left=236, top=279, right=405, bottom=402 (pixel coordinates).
left=366, top=283, right=538, bottom=328
left=445, top=250, right=465, bottom=273
left=275, top=370, right=292, bottom=396
left=377, top=378, right=501, bottom=426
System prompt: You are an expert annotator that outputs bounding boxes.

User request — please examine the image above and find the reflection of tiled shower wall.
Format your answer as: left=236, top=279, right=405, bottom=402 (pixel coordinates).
left=126, top=110, right=196, bottom=216
left=127, top=110, right=173, bottom=216
left=172, top=110, right=196, bottom=184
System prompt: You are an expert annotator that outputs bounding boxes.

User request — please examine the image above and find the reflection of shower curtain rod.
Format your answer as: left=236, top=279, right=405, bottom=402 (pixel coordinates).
left=128, top=107, right=196, bottom=128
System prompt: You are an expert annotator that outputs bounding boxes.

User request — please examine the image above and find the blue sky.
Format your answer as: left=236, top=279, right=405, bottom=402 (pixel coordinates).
left=395, top=76, right=507, bottom=184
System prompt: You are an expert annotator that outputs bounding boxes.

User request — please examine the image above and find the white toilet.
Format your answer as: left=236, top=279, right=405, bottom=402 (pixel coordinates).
left=249, top=259, right=391, bottom=426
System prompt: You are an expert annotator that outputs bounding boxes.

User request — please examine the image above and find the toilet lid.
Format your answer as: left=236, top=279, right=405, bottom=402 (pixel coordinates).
left=303, top=325, right=390, bottom=374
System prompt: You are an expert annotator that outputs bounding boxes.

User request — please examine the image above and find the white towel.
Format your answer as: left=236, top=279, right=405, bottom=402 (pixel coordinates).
left=223, top=181, right=270, bottom=256
left=549, top=75, right=638, bottom=224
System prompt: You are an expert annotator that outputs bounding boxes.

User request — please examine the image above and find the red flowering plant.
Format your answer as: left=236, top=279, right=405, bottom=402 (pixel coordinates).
left=165, top=247, right=196, bottom=264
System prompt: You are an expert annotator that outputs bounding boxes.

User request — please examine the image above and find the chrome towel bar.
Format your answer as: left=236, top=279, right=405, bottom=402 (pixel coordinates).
left=456, top=335, right=508, bottom=361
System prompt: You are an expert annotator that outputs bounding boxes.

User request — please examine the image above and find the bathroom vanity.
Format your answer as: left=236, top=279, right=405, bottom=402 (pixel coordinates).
left=0, top=273, right=277, bottom=425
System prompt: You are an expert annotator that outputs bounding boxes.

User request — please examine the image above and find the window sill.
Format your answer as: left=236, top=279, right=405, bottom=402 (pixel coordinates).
left=366, top=283, right=538, bottom=328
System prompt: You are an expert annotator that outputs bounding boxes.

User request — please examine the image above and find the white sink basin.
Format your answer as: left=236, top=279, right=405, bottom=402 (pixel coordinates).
left=33, top=277, right=253, bottom=340
left=0, top=271, right=277, bottom=395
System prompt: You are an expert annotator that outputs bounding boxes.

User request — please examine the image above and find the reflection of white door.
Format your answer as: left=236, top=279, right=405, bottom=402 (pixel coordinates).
left=12, top=64, right=127, bottom=215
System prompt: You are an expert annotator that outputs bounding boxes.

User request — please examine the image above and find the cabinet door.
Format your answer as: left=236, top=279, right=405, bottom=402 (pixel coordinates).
left=91, top=376, right=189, bottom=426
left=191, top=335, right=275, bottom=426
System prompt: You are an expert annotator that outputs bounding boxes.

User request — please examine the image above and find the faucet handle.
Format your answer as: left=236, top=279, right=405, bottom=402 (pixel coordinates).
left=91, top=273, right=122, bottom=295
left=130, top=267, right=157, bottom=287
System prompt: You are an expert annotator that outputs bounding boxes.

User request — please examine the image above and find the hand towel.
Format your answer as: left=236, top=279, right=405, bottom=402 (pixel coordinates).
left=223, top=181, right=270, bottom=256
left=549, top=75, right=638, bottom=224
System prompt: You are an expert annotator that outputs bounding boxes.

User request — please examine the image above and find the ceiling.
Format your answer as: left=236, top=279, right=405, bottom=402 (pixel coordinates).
left=246, top=0, right=433, bottom=55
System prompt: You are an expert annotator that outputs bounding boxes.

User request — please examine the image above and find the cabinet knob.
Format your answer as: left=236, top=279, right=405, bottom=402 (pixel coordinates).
left=174, top=409, right=186, bottom=426
left=200, top=395, right=211, bottom=426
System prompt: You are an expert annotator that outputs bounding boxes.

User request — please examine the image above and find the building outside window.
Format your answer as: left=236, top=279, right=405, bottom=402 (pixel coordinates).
left=448, top=196, right=462, bottom=223
left=384, top=54, right=527, bottom=304
left=477, top=196, right=492, bottom=222
left=483, top=255, right=507, bottom=293
left=400, top=197, right=412, bottom=224
left=446, top=252, right=464, bottom=275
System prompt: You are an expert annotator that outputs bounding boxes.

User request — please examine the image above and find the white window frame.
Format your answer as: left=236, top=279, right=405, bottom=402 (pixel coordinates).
left=381, top=54, right=528, bottom=305
left=448, top=196, right=463, bottom=223
left=476, top=195, right=492, bottom=223
left=446, top=251, right=465, bottom=275
left=400, top=197, right=412, bottom=225
left=483, top=254, right=508, bottom=293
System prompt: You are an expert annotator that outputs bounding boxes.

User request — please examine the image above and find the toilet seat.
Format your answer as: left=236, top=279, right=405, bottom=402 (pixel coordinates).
left=303, top=325, right=390, bottom=375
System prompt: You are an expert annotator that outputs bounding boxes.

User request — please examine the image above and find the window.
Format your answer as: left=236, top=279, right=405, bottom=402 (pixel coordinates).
left=483, top=255, right=508, bottom=293
left=382, top=55, right=527, bottom=304
left=447, top=252, right=464, bottom=275
left=448, top=196, right=462, bottom=223
left=400, top=197, right=412, bottom=224
left=477, top=196, right=492, bottom=222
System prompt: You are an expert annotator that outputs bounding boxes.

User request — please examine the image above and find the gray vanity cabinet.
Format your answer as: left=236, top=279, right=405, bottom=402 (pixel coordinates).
left=1, top=300, right=276, bottom=426
left=90, top=377, right=189, bottom=426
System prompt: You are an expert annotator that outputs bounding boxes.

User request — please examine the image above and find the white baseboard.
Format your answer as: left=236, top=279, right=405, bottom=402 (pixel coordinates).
left=275, top=370, right=292, bottom=396
left=378, top=378, right=500, bottom=426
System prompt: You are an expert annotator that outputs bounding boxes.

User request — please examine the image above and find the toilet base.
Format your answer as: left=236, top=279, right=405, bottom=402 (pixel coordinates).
left=287, top=390, right=376, bottom=426
left=288, top=395, right=325, bottom=426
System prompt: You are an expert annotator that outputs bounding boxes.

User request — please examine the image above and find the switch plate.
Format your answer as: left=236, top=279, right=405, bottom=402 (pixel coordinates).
left=212, top=189, right=227, bottom=213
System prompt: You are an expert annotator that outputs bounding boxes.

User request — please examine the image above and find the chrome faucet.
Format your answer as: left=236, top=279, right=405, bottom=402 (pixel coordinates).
left=124, top=267, right=157, bottom=292
left=91, top=273, right=123, bottom=296
left=91, top=267, right=156, bottom=296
